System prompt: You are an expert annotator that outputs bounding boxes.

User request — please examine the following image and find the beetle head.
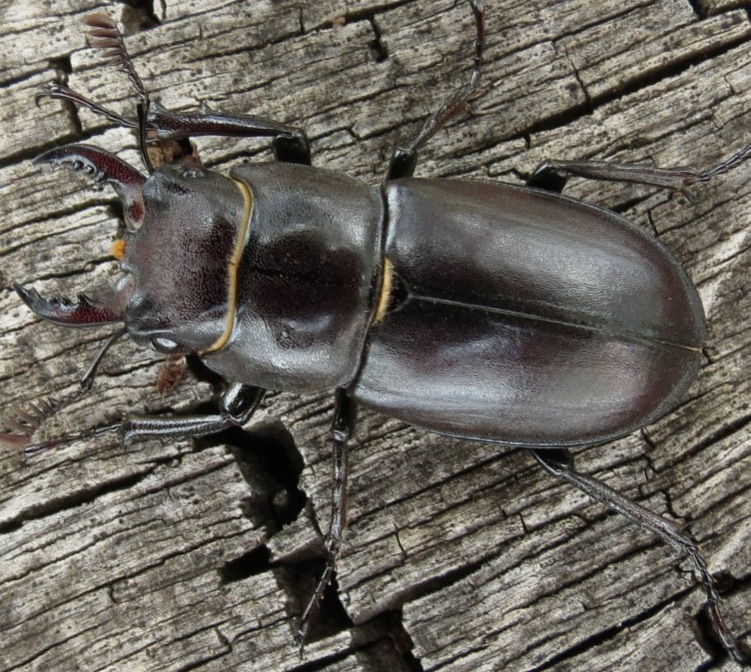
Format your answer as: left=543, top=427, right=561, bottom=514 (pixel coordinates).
left=120, top=161, right=247, bottom=354
left=18, top=145, right=248, bottom=356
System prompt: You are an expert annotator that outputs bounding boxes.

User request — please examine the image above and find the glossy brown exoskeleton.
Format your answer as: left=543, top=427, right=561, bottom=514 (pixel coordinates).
left=5, top=3, right=750, bottom=664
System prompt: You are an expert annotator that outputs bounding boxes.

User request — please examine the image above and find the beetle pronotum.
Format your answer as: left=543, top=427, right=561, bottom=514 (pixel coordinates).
left=2, top=1, right=750, bottom=668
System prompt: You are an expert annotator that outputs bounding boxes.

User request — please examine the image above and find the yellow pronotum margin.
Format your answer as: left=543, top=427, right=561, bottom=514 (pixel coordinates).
left=201, top=178, right=253, bottom=354
left=201, top=181, right=392, bottom=352
left=372, top=256, right=393, bottom=325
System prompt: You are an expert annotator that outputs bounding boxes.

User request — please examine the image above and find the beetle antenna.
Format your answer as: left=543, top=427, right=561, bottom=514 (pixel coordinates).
left=1, top=395, right=78, bottom=443
left=84, top=14, right=149, bottom=109
left=84, top=14, right=154, bottom=173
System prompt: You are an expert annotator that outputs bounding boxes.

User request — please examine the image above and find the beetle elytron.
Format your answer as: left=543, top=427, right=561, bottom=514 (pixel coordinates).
left=3, top=2, right=750, bottom=664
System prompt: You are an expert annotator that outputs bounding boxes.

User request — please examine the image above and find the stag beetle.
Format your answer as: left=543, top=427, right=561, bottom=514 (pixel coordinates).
left=4, top=1, right=751, bottom=664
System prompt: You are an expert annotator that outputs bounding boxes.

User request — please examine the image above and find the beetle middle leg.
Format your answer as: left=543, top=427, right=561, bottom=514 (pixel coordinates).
left=386, top=0, right=485, bottom=181
left=297, top=388, right=356, bottom=649
left=532, top=448, right=751, bottom=665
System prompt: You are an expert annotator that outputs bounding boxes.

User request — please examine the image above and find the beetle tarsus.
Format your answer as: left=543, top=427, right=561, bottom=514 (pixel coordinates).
left=20, top=422, right=122, bottom=465
left=35, top=83, right=137, bottom=128
left=532, top=448, right=751, bottom=665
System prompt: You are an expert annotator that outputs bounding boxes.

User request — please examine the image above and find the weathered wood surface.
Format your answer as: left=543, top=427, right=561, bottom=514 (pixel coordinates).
left=1, top=1, right=750, bottom=670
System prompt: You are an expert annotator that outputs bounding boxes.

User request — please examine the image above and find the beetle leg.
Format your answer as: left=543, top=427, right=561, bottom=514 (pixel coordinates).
left=118, top=382, right=265, bottom=445
left=19, top=382, right=265, bottom=463
left=532, top=448, right=751, bottom=665
left=37, top=83, right=310, bottom=167
left=527, top=148, right=751, bottom=195
left=297, top=388, right=356, bottom=651
left=142, top=103, right=311, bottom=166
left=36, top=84, right=136, bottom=129
left=527, top=160, right=706, bottom=195
left=524, top=163, right=569, bottom=194
left=38, top=13, right=312, bottom=167
left=386, top=0, right=485, bottom=180
left=83, top=11, right=311, bottom=166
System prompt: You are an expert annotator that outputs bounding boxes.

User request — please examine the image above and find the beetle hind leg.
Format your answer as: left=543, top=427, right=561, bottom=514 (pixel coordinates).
left=526, top=144, right=751, bottom=195
left=531, top=448, right=751, bottom=665
left=526, top=159, right=709, bottom=195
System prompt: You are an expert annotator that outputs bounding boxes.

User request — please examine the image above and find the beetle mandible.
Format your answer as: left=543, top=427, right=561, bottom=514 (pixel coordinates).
left=3, top=2, right=750, bottom=665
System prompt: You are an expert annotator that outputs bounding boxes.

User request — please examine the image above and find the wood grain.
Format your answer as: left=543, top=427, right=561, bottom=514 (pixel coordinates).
left=1, top=1, right=750, bottom=670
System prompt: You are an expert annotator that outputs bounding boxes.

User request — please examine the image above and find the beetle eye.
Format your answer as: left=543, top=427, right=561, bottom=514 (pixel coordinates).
left=152, top=336, right=179, bottom=353
left=181, top=166, right=202, bottom=179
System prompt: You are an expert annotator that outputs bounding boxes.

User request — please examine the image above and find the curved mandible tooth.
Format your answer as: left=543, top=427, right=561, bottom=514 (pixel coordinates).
left=34, top=143, right=146, bottom=228
left=14, top=283, right=124, bottom=327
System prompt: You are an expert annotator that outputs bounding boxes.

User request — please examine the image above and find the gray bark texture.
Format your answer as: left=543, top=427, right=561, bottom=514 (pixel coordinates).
left=1, top=1, right=750, bottom=670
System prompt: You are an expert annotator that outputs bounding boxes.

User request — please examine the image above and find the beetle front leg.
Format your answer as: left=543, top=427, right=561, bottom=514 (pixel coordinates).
left=39, top=14, right=310, bottom=167
left=120, top=382, right=264, bottom=443
left=531, top=448, right=751, bottom=665
left=38, top=85, right=311, bottom=167
left=20, top=382, right=265, bottom=463
left=297, top=388, right=356, bottom=650
left=146, top=104, right=312, bottom=166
